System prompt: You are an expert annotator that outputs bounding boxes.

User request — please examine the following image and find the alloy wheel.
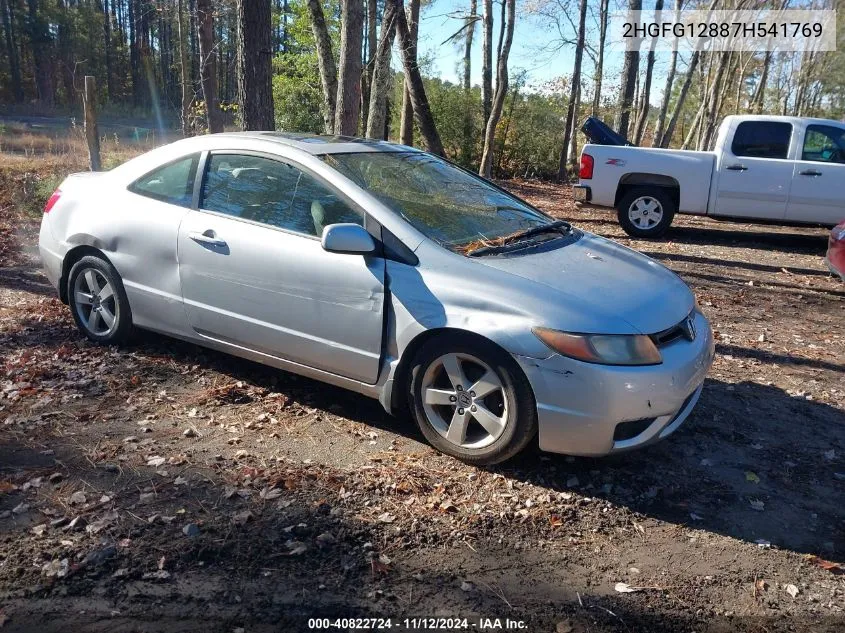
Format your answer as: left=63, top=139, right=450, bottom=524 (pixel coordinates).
left=73, top=268, right=118, bottom=337
left=628, top=195, right=664, bottom=230
left=420, top=352, right=510, bottom=449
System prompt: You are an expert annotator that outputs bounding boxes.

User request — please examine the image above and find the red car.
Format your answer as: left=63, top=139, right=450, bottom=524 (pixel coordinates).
left=827, top=220, right=845, bottom=280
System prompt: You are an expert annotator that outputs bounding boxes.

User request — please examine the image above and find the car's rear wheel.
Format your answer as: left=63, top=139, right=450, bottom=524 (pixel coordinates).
left=617, top=186, right=676, bottom=238
left=407, top=335, right=537, bottom=465
left=67, top=255, right=133, bottom=345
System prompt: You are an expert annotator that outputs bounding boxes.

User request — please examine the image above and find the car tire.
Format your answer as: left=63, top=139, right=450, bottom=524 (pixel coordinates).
left=406, top=334, right=537, bottom=466
left=617, top=186, right=676, bottom=238
left=67, top=255, right=134, bottom=345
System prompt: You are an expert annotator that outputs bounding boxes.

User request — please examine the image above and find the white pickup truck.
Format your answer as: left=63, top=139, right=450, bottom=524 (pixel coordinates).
left=573, top=115, right=845, bottom=238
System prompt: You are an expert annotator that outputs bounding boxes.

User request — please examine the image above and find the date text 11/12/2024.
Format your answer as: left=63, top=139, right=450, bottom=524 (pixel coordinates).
left=306, top=617, right=529, bottom=631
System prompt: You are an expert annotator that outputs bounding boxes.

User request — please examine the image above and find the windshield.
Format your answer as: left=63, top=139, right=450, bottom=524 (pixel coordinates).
left=321, top=151, right=554, bottom=250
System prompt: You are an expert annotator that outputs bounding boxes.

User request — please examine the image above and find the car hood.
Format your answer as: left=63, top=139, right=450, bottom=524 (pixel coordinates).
left=474, top=232, right=693, bottom=334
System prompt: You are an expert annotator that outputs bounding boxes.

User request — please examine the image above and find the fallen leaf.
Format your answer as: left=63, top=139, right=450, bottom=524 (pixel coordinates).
left=785, top=584, right=800, bottom=598
left=806, top=555, right=845, bottom=574
left=614, top=582, right=661, bottom=593
left=259, top=487, right=282, bottom=500
left=232, top=510, right=253, bottom=526
left=555, top=621, right=573, bottom=633
left=749, top=499, right=765, bottom=511
left=68, top=491, right=87, bottom=505
left=371, top=557, right=390, bottom=576
left=549, top=515, right=563, bottom=527
left=745, top=471, right=760, bottom=484
left=146, top=456, right=166, bottom=467
left=377, top=512, right=396, bottom=524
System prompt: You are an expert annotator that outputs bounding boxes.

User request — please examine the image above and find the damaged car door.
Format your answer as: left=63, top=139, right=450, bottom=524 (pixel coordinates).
left=177, top=151, right=386, bottom=384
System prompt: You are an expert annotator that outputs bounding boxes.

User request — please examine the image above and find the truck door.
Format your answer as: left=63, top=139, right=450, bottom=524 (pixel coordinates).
left=786, top=124, right=845, bottom=225
left=712, top=120, right=794, bottom=221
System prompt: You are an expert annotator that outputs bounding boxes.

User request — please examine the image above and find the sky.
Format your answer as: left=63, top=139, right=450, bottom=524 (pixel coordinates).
left=410, top=0, right=680, bottom=103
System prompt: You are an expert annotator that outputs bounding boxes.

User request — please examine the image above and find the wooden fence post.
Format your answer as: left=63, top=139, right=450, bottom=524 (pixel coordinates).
left=83, top=76, right=101, bottom=171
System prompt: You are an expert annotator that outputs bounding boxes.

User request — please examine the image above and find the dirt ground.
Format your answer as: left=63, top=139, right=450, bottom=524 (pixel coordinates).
left=1, top=179, right=843, bottom=633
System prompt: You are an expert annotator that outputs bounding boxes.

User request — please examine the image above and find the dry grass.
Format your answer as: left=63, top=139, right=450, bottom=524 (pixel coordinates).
left=0, top=120, right=160, bottom=158
left=0, top=123, right=151, bottom=220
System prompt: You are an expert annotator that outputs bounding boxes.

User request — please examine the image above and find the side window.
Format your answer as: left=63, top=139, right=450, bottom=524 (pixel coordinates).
left=292, top=171, right=363, bottom=237
left=200, top=153, right=361, bottom=237
left=129, top=154, right=198, bottom=207
left=201, top=154, right=300, bottom=227
left=801, top=125, right=845, bottom=164
left=731, top=122, right=792, bottom=159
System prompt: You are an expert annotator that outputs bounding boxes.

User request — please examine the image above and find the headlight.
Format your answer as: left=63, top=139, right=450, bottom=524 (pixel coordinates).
left=532, top=328, right=662, bottom=366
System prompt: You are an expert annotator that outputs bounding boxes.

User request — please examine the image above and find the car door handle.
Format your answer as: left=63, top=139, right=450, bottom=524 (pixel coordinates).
left=726, top=164, right=748, bottom=171
left=799, top=169, right=822, bottom=176
left=188, top=230, right=227, bottom=248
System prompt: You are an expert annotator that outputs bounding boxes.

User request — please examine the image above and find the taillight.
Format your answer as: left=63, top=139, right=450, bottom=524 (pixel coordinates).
left=44, top=189, right=62, bottom=213
left=579, top=154, right=594, bottom=180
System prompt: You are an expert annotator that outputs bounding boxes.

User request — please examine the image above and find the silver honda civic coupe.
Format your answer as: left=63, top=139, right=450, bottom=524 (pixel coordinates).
left=39, top=133, right=714, bottom=465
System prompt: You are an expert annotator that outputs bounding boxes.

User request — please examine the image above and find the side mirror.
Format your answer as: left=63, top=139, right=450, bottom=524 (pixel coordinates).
left=321, top=223, right=376, bottom=255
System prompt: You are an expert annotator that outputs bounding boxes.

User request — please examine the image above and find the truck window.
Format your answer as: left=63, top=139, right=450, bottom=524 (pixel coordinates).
left=801, top=125, right=845, bottom=164
left=731, top=122, right=792, bottom=159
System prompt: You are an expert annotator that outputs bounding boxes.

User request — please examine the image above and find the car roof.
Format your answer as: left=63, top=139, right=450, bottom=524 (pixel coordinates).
left=206, top=131, right=422, bottom=155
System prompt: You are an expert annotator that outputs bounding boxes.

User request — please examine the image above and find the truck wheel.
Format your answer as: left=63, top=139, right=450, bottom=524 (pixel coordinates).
left=617, top=187, right=676, bottom=238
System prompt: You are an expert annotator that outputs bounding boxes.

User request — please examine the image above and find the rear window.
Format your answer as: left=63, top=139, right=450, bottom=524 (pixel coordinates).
left=129, top=154, right=199, bottom=207
left=731, top=121, right=792, bottom=159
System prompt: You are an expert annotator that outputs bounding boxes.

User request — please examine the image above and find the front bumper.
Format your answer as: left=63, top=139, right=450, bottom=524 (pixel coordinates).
left=515, top=310, right=715, bottom=456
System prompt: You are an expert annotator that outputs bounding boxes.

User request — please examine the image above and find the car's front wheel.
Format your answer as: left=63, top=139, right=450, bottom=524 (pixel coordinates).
left=617, top=186, right=676, bottom=238
left=67, top=255, right=134, bottom=345
left=407, top=335, right=537, bottom=465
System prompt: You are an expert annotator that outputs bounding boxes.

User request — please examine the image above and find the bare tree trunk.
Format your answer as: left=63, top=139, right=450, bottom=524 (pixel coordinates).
left=615, top=0, right=641, bottom=139
left=481, top=0, right=493, bottom=124
left=568, top=82, right=581, bottom=172
left=794, top=50, right=815, bottom=117
left=557, top=0, right=587, bottom=181
left=734, top=51, right=754, bottom=114
left=365, top=0, right=397, bottom=139
left=27, top=0, right=54, bottom=106
left=591, top=0, right=609, bottom=115
left=335, top=0, right=364, bottom=135
left=102, top=0, right=114, bottom=99
left=652, top=0, right=682, bottom=146
left=632, top=0, right=662, bottom=145
left=399, top=0, right=419, bottom=145
left=177, top=0, right=192, bottom=136
left=479, top=0, right=514, bottom=178
left=396, top=0, right=443, bottom=155
left=461, top=0, right=477, bottom=164
left=700, top=51, right=732, bottom=149
left=1, top=0, right=23, bottom=102
left=660, top=49, right=700, bottom=148
left=197, top=0, right=223, bottom=132
left=305, top=0, right=337, bottom=133
left=362, top=0, right=377, bottom=131
left=83, top=76, right=101, bottom=171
